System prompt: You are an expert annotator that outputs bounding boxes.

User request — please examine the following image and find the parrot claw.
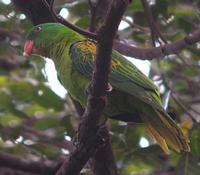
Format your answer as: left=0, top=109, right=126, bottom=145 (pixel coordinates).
left=106, top=83, right=113, bottom=92
left=86, top=83, right=112, bottom=96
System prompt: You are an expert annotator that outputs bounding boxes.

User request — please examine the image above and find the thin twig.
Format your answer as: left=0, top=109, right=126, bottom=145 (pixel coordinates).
left=123, top=17, right=150, bottom=33
left=88, top=0, right=97, bottom=32
left=42, top=0, right=97, bottom=39
left=140, top=0, right=198, bottom=66
left=172, top=94, right=197, bottom=123
left=156, top=59, right=197, bottom=123
left=141, top=0, right=168, bottom=44
left=88, top=0, right=93, bottom=8
left=49, top=0, right=54, bottom=11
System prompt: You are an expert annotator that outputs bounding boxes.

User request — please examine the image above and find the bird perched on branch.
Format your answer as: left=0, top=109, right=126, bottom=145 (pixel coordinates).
left=23, top=23, right=190, bottom=154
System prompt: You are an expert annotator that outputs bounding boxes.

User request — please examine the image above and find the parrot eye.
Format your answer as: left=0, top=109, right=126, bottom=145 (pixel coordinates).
left=34, top=26, right=42, bottom=33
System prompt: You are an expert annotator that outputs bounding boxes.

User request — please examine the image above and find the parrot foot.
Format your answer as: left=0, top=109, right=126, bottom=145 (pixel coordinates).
left=86, top=83, right=113, bottom=96
left=106, top=83, right=113, bottom=92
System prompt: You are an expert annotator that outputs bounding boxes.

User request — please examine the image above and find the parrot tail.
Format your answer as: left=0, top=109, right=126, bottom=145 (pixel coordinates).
left=141, top=109, right=190, bottom=154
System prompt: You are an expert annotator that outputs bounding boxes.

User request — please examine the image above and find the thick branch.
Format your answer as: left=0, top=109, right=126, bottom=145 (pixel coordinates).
left=56, top=0, right=130, bottom=174
left=0, top=151, right=59, bottom=175
left=141, top=0, right=167, bottom=44
left=72, top=99, right=120, bottom=175
left=89, top=126, right=120, bottom=175
left=13, top=0, right=200, bottom=60
left=114, top=30, right=200, bottom=59
left=86, top=1, right=120, bottom=174
left=13, top=0, right=54, bottom=25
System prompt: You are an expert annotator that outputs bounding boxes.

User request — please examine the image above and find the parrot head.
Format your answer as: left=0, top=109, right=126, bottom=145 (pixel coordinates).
left=23, top=23, right=77, bottom=57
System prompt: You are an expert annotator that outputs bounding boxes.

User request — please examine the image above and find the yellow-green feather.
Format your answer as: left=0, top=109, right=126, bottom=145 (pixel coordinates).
left=68, top=40, right=190, bottom=153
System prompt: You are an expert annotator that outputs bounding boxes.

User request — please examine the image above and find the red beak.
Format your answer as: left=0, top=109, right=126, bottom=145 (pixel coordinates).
left=23, top=40, right=34, bottom=56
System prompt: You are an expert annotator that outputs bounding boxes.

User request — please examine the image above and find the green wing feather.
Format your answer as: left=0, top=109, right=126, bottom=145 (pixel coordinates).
left=69, top=39, right=190, bottom=153
left=70, top=40, right=163, bottom=112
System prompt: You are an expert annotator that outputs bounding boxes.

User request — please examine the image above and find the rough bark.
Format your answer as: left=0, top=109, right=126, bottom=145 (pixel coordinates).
left=56, top=0, right=130, bottom=174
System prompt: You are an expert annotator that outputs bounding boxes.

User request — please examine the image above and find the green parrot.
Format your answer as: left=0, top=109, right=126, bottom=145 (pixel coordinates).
left=23, top=23, right=190, bottom=154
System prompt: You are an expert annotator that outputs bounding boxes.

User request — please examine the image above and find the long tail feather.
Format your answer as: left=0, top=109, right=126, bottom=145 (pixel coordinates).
left=141, top=109, right=190, bottom=154
left=146, top=123, right=170, bottom=154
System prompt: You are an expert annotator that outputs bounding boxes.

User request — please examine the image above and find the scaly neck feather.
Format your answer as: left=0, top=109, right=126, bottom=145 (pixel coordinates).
left=48, top=29, right=85, bottom=67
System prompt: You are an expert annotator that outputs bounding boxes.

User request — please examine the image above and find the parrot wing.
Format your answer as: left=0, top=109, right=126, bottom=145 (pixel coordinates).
left=70, top=40, right=164, bottom=112
left=69, top=40, right=190, bottom=153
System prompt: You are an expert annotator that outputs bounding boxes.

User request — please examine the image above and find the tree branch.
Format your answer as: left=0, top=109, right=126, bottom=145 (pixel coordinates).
left=55, top=0, right=130, bottom=174
left=42, top=0, right=97, bottom=40
left=89, top=126, right=120, bottom=175
left=88, top=0, right=111, bottom=32
left=72, top=99, right=120, bottom=175
left=114, top=30, right=200, bottom=59
left=88, top=0, right=97, bottom=32
left=141, top=0, right=167, bottom=45
left=42, top=0, right=200, bottom=60
left=86, top=1, right=120, bottom=174
left=0, top=151, right=59, bottom=175
left=13, top=1, right=121, bottom=174
left=13, top=0, right=200, bottom=60
left=13, top=0, right=55, bottom=25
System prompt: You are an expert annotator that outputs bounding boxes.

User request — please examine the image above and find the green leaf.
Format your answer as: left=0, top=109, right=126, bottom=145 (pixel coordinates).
left=0, top=112, right=23, bottom=126
left=32, top=115, right=61, bottom=130
left=9, top=81, right=65, bottom=111
left=122, top=146, right=164, bottom=175
left=0, top=90, right=13, bottom=111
